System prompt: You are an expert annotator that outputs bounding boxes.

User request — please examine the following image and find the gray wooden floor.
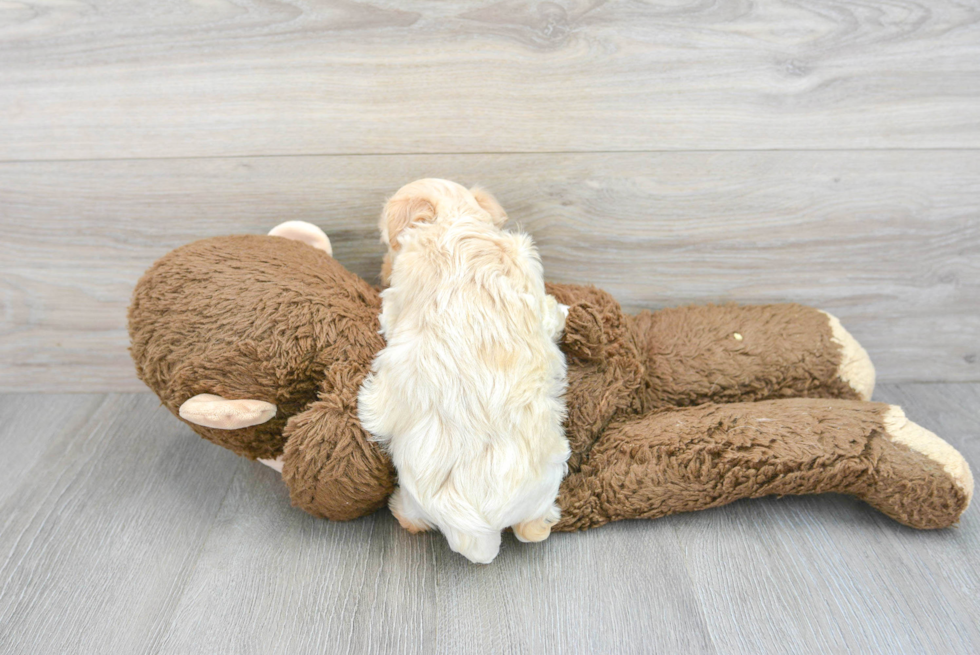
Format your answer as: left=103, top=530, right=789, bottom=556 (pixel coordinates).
left=1, top=383, right=978, bottom=654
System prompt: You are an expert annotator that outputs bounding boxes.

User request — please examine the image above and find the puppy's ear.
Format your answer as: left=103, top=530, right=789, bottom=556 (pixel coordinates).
left=380, top=195, right=435, bottom=250
left=470, top=187, right=508, bottom=227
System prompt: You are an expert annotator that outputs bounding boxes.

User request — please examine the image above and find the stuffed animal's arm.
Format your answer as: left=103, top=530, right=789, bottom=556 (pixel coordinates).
left=543, top=283, right=646, bottom=470
left=629, top=304, right=875, bottom=412
left=545, top=283, right=634, bottom=363
left=554, top=398, right=972, bottom=532
left=279, top=360, right=396, bottom=521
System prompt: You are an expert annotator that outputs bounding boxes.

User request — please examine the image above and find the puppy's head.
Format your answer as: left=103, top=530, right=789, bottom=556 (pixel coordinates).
left=379, top=178, right=508, bottom=284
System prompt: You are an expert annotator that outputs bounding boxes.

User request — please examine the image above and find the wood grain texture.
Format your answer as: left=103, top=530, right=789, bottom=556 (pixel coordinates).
left=1, top=0, right=979, bottom=160
left=672, top=382, right=980, bottom=654
left=0, top=394, right=242, bottom=655
left=430, top=520, right=716, bottom=655
left=2, top=151, right=978, bottom=391
left=0, top=385, right=977, bottom=653
left=1, top=1, right=977, bottom=650
left=0, top=394, right=103, bottom=503
left=157, top=464, right=441, bottom=655
left=158, top=453, right=715, bottom=654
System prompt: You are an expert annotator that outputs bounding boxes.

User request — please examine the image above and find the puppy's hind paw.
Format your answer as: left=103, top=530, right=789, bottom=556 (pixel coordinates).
left=388, top=487, right=433, bottom=534
left=394, top=513, right=432, bottom=535
left=513, top=517, right=554, bottom=543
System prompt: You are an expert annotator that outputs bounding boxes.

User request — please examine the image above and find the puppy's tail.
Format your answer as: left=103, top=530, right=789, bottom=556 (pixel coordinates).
left=442, top=527, right=501, bottom=565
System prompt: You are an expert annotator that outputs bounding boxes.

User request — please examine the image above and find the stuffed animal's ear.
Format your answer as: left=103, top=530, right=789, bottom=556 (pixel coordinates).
left=380, top=195, right=436, bottom=251
left=268, top=221, right=333, bottom=255
left=470, top=186, right=508, bottom=227
left=179, top=393, right=277, bottom=430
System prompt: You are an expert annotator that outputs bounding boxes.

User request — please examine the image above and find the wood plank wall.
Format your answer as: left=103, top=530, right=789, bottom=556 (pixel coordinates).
left=1, top=1, right=978, bottom=391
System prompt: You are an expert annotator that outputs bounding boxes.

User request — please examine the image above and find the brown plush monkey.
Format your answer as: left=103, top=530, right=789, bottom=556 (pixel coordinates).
left=129, top=223, right=972, bottom=533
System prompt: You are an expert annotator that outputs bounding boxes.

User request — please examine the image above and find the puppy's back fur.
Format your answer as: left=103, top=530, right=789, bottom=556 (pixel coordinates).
left=358, top=181, right=569, bottom=564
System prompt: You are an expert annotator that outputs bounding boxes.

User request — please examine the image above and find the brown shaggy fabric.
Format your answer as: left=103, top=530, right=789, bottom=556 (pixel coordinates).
left=281, top=359, right=395, bottom=521
left=129, top=235, right=382, bottom=460
left=553, top=399, right=967, bottom=532
left=129, top=235, right=971, bottom=531
left=545, top=283, right=645, bottom=471
left=630, top=303, right=860, bottom=413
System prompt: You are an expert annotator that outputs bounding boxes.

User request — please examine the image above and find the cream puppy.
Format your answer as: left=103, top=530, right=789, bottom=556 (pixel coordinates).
left=358, top=179, right=570, bottom=564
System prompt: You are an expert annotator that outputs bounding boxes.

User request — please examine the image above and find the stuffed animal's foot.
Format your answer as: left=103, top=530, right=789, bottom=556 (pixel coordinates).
left=867, top=405, right=974, bottom=528
left=178, top=393, right=277, bottom=430
left=268, top=221, right=333, bottom=255
left=821, top=311, right=875, bottom=401
left=883, top=406, right=973, bottom=496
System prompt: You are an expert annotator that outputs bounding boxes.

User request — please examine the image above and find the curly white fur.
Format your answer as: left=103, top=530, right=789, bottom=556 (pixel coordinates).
left=358, top=179, right=570, bottom=564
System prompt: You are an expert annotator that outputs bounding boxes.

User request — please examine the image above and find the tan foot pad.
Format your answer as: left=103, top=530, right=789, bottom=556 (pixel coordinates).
left=821, top=311, right=876, bottom=401
left=883, top=405, right=974, bottom=505
left=268, top=221, right=332, bottom=256
left=178, top=393, right=277, bottom=430
left=513, top=518, right=553, bottom=543
left=395, top=514, right=431, bottom=534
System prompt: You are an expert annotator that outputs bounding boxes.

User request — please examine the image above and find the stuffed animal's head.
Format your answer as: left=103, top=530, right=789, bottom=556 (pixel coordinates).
left=129, top=233, right=383, bottom=460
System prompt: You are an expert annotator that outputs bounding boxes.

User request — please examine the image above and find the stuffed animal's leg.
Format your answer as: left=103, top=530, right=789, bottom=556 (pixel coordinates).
left=554, top=398, right=972, bottom=532
left=629, top=304, right=875, bottom=411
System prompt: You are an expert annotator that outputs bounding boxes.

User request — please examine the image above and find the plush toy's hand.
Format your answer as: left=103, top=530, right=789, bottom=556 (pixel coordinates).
left=280, top=359, right=396, bottom=521
left=554, top=398, right=972, bottom=532
left=544, top=283, right=645, bottom=470
left=546, top=283, right=625, bottom=362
